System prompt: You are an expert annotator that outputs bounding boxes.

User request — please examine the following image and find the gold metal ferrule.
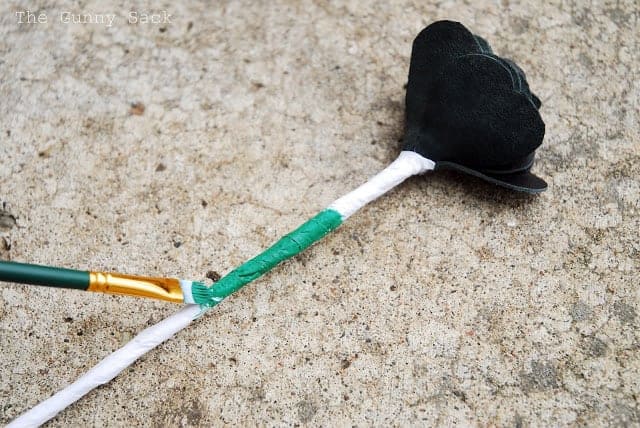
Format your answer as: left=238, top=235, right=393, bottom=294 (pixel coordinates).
left=88, top=272, right=184, bottom=303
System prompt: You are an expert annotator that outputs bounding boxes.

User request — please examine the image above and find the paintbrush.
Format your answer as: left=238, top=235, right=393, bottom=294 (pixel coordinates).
left=0, top=260, right=210, bottom=304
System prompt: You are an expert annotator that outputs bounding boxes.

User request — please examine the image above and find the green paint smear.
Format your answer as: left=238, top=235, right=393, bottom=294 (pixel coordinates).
left=198, top=209, right=342, bottom=305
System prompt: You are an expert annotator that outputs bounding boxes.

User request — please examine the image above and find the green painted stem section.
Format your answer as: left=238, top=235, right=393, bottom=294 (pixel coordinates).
left=0, top=260, right=90, bottom=290
left=204, top=209, right=343, bottom=304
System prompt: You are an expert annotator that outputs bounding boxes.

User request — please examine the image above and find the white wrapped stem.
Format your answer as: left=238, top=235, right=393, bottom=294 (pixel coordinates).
left=10, top=151, right=434, bottom=426
left=329, top=151, right=434, bottom=219
left=8, top=305, right=203, bottom=428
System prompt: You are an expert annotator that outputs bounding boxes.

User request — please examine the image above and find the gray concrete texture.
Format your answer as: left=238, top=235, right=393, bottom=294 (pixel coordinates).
left=0, top=0, right=638, bottom=426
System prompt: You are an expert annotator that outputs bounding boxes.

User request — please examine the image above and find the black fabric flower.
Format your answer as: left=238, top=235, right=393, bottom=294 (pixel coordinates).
left=404, top=20, right=547, bottom=193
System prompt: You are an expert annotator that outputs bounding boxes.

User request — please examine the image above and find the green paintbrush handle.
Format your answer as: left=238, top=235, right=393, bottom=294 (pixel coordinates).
left=0, top=260, right=89, bottom=290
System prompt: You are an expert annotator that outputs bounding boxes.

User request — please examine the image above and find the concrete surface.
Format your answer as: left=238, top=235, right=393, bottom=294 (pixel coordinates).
left=0, top=0, right=638, bottom=426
